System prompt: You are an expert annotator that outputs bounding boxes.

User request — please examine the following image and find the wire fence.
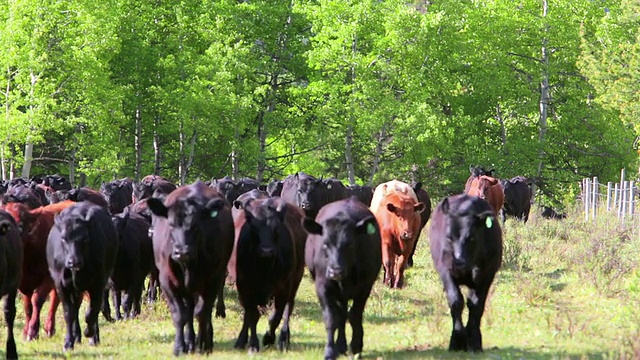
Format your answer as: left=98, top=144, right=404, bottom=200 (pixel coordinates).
left=582, top=169, right=638, bottom=226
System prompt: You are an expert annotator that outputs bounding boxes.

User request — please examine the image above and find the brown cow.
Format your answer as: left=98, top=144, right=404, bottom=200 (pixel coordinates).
left=374, top=192, right=424, bottom=289
left=465, top=175, right=504, bottom=216
left=2, top=200, right=76, bottom=340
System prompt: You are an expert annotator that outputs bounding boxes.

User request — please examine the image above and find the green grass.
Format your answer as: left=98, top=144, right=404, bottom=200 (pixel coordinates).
left=5, top=206, right=640, bottom=359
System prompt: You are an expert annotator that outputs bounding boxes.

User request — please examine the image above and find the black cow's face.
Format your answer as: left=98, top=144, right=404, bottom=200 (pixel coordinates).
left=44, top=175, right=72, bottom=191
left=148, top=194, right=226, bottom=263
left=296, top=177, right=323, bottom=214
left=57, top=217, right=91, bottom=271
left=211, top=179, right=238, bottom=205
left=244, top=198, right=287, bottom=258
left=441, top=198, right=494, bottom=270
left=304, top=214, right=376, bottom=281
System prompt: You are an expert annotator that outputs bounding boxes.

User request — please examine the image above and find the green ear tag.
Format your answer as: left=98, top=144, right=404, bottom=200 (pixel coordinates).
left=366, top=223, right=376, bottom=235
left=210, top=210, right=219, bottom=218
left=485, top=217, right=493, bottom=229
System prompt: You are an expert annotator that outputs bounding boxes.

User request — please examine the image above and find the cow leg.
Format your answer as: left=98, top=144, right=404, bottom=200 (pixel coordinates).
left=466, top=285, right=489, bottom=352
left=147, top=268, right=159, bottom=303
left=277, top=300, right=296, bottom=351
left=166, top=291, right=189, bottom=356
left=394, top=254, right=408, bottom=289
left=263, top=294, right=286, bottom=349
left=59, top=288, right=81, bottom=351
left=21, top=294, right=32, bottom=340
left=382, top=246, right=394, bottom=287
left=26, top=284, right=51, bottom=340
left=112, top=289, right=123, bottom=321
left=441, top=273, right=466, bottom=351
left=4, top=289, right=18, bottom=360
left=348, top=293, right=369, bottom=356
left=214, top=282, right=226, bottom=318
left=45, top=289, right=60, bottom=337
left=318, top=283, right=347, bottom=359
left=101, top=288, right=114, bottom=322
left=194, top=294, right=214, bottom=354
left=85, top=287, right=104, bottom=346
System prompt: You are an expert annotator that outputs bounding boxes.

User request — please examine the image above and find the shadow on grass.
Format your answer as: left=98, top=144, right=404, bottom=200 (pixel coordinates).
left=367, top=345, right=612, bottom=359
left=18, top=349, right=119, bottom=359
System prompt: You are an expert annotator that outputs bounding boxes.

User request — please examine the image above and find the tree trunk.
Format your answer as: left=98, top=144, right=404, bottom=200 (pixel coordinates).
left=153, top=115, right=161, bottom=176
left=0, top=145, right=5, bottom=181
left=368, top=123, right=387, bottom=186
left=2, top=66, right=13, bottom=181
left=21, top=71, right=38, bottom=179
left=256, top=109, right=268, bottom=183
left=185, top=127, right=197, bottom=184
left=496, top=103, right=507, bottom=149
left=345, top=124, right=356, bottom=185
left=178, top=119, right=186, bottom=186
left=134, top=105, right=142, bottom=181
left=231, top=125, right=240, bottom=180
left=534, top=0, right=550, bottom=203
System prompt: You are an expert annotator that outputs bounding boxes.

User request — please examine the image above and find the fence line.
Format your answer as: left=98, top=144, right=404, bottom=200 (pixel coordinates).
left=582, top=169, right=638, bottom=226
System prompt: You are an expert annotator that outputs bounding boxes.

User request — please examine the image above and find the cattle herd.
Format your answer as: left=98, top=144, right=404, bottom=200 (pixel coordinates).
left=0, top=166, right=561, bottom=359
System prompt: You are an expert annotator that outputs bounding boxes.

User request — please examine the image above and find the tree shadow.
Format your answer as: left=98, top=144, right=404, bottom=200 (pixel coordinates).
left=366, top=345, right=612, bottom=359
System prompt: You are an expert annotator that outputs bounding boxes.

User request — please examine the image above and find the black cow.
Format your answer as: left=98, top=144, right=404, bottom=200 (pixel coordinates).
left=148, top=181, right=234, bottom=356
left=49, top=188, right=110, bottom=211
left=0, top=181, right=7, bottom=196
left=464, top=166, right=495, bottom=193
left=236, top=178, right=261, bottom=195
left=42, top=174, right=72, bottom=191
left=345, top=185, right=374, bottom=206
left=210, top=176, right=238, bottom=204
left=46, top=201, right=118, bottom=351
left=232, top=189, right=269, bottom=218
left=133, top=175, right=176, bottom=202
left=104, top=209, right=153, bottom=320
left=0, top=211, right=23, bottom=360
left=266, top=180, right=283, bottom=197
left=323, top=179, right=348, bottom=204
left=541, top=206, right=567, bottom=219
left=500, top=176, right=532, bottom=223
left=407, top=182, right=432, bottom=267
left=429, top=194, right=502, bottom=352
left=2, top=185, right=44, bottom=209
left=302, top=197, right=381, bottom=360
left=280, top=172, right=328, bottom=219
left=232, top=197, right=306, bottom=353
left=100, top=179, right=133, bottom=214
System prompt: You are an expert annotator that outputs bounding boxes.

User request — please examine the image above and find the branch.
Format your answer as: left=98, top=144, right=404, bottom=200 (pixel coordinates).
left=31, top=157, right=69, bottom=164
left=264, top=143, right=326, bottom=161
left=507, top=52, right=542, bottom=64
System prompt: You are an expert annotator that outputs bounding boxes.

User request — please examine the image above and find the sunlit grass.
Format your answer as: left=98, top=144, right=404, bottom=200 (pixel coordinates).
left=1, top=205, right=638, bottom=359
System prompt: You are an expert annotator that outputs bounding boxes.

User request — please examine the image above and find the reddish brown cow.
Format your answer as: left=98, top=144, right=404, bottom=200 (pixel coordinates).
left=2, top=200, right=75, bottom=340
left=465, top=175, right=504, bottom=216
left=374, top=192, right=424, bottom=289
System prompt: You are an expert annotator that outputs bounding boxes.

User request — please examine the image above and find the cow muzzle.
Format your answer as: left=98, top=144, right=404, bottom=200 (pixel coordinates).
left=326, top=266, right=343, bottom=281
left=171, top=246, right=192, bottom=262
left=259, top=247, right=276, bottom=258
left=300, top=201, right=311, bottom=210
left=65, top=259, right=83, bottom=271
left=400, top=231, right=414, bottom=241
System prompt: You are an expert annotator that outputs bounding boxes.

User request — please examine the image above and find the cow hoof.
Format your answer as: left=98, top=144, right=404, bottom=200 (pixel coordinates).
left=26, top=332, right=39, bottom=341
left=278, top=330, right=290, bottom=351
left=248, top=346, right=260, bottom=355
left=63, top=342, right=74, bottom=352
left=89, top=337, right=98, bottom=346
left=45, top=327, right=55, bottom=337
left=215, top=310, right=226, bottom=319
left=263, top=331, right=275, bottom=347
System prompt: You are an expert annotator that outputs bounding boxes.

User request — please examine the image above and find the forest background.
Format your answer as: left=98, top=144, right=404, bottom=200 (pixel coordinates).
left=1, top=0, right=639, bottom=207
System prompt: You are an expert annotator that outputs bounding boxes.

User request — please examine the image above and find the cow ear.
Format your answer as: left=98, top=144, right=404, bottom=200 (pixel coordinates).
left=258, top=185, right=267, bottom=191
left=441, top=198, right=450, bottom=215
left=147, top=197, right=168, bottom=218
left=302, top=217, right=322, bottom=235
left=414, top=202, right=425, bottom=214
left=355, top=216, right=377, bottom=235
left=386, top=203, right=397, bottom=213
left=205, top=198, right=226, bottom=219
left=273, top=199, right=287, bottom=221
left=233, top=200, right=242, bottom=209
left=0, top=220, right=11, bottom=235
left=475, top=210, right=495, bottom=229
left=413, top=182, right=422, bottom=192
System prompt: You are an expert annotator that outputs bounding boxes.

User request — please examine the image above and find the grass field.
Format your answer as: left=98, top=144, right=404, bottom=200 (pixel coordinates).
left=4, top=205, right=640, bottom=359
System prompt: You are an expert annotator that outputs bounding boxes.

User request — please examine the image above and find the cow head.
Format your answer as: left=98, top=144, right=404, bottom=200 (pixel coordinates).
left=233, top=189, right=269, bottom=210
left=148, top=183, right=226, bottom=263
left=266, top=179, right=283, bottom=197
left=303, top=213, right=377, bottom=281
left=43, top=174, right=72, bottom=191
left=243, top=197, right=288, bottom=258
left=210, top=176, right=238, bottom=205
left=295, top=174, right=324, bottom=215
left=54, top=206, right=97, bottom=271
left=441, top=196, right=495, bottom=270
left=384, top=193, right=425, bottom=241
left=468, top=176, right=499, bottom=201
